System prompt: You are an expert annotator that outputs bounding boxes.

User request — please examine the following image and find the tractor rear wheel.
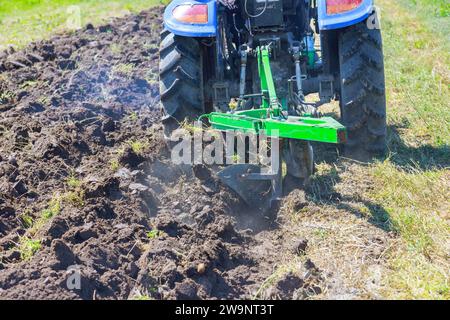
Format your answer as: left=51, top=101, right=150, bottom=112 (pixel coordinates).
left=283, top=139, right=314, bottom=187
left=159, top=29, right=206, bottom=138
left=338, top=19, right=387, bottom=160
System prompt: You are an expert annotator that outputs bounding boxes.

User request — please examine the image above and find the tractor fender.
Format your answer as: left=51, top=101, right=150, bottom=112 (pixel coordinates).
left=317, top=0, right=374, bottom=30
left=163, top=0, right=217, bottom=37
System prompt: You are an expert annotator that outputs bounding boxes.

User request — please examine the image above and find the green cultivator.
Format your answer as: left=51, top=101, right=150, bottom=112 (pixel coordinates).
left=199, top=46, right=346, bottom=210
left=202, top=47, right=346, bottom=145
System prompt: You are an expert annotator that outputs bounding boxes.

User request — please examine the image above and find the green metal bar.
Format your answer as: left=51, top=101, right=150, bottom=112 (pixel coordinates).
left=206, top=113, right=260, bottom=134
left=206, top=112, right=347, bottom=144
left=262, top=117, right=346, bottom=144
left=257, top=48, right=268, bottom=109
left=257, top=47, right=280, bottom=116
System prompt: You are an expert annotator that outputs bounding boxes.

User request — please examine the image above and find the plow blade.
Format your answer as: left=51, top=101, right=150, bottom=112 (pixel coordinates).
left=217, top=164, right=275, bottom=212
left=218, top=164, right=281, bottom=212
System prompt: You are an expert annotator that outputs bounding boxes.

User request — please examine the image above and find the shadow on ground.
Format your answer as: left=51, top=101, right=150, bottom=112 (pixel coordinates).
left=305, top=124, right=449, bottom=233
left=387, top=124, right=449, bottom=171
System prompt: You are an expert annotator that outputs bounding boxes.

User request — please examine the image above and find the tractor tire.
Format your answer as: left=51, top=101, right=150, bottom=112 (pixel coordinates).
left=338, top=19, right=387, bottom=160
left=283, top=139, right=314, bottom=184
left=159, top=29, right=205, bottom=139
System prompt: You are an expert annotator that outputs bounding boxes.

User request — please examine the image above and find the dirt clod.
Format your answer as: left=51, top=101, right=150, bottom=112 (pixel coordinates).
left=197, top=263, right=206, bottom=275
left=50, top=240, right=76, bottom=270
left=290, top=238, right=308, bottom=255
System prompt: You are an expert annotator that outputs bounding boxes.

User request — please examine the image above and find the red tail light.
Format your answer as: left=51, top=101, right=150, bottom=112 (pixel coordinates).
left=173, top=4, right=208, bottom=24
left=326, top=0, right=363, bottom=15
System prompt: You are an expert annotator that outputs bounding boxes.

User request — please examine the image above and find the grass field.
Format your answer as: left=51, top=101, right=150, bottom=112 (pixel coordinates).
left=373, top=0, right=449, bottom=299
left=0, top=0, right=162, bottom=50
left=0, top=0, right=448, bottom=299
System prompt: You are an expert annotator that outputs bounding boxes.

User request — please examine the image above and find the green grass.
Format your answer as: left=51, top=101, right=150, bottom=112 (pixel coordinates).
left=20, top=80, right=38, bottom=89
left=298, top=0, right=449, bottom=300
left=367, top=0, right=450, bottom=299
left=110, top=43, right=123, bottom=56
left=110, top=158, right=120, bottom=171
left=112, top=63, right=135, bottom=77
left=131, top=294, right=153, bottom=300
left=65, top=172, right=85, bottom=206
left=18, top=189, right=83, bottom=260
left=41, top=203, right=60, bottom=219
left=18, top=236, right=41, bottom=260
left=146, top=229, right=165, bottom=239
left=64, top=190, right=85, bottom=207
left=0, top=0, right=161, bottom=50
left=20, top=213, right=34, bottom=229
left=30, top=196, right=62, bottom=235
left=128, top=140, right=147, bottom=155
left=66, top=172, right=81, bottom=189
left=369, top=161, right=449, bottom=299
left=252, top=258, right=311, bottom=299
left=0, top=90, right=15, bottom=103
left=382, top=2, right=449, bottom=150
left=128, top=111, right=139, bottom=121
left=402, top=0, right=450, bottom=18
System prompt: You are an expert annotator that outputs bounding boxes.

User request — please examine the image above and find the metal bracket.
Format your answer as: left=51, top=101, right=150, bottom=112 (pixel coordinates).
left=245, top=136, right=281, bottom=200
left=319, top=75, right=334, bottom=102
left=213, top=82, right=230, bottom=111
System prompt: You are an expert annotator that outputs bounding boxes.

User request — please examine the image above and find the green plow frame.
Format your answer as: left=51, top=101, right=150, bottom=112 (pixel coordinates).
left=198, top=45, right=347, bottom=211
left=200, top=46, right=347, bottom=145
left=204, top=110, right=346, bottom=144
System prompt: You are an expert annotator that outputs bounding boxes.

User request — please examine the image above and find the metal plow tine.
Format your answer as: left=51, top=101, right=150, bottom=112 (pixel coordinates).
left=217, top=164, right=273, bottom=212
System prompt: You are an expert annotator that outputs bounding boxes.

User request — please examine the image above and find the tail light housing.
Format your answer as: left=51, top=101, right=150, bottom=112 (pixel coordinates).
left=326, top=0, right=363, bottom=15
left=173, top=4, right=208, bottom=24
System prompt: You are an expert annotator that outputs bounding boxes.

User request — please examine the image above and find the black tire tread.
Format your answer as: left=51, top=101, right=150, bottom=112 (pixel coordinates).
left=159, top=30, right=205, bottom=136
left=339, top=20, right=387, bottom=158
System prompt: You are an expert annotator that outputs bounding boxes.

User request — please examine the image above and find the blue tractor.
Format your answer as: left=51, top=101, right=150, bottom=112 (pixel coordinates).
left=160, top=0, right=386, bottom=207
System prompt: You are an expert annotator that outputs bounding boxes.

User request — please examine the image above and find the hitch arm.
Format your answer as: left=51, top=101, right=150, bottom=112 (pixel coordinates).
left=257, top=46, right=281, bottom=117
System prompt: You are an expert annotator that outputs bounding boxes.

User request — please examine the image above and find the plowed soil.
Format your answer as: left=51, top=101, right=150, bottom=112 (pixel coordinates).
left=0, top=7, right=390, bottom=300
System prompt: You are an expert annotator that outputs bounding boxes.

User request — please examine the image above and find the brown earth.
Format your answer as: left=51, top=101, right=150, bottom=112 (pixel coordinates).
left=0, top=7, right=391, bottom=300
